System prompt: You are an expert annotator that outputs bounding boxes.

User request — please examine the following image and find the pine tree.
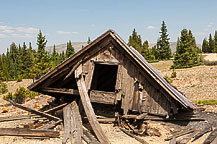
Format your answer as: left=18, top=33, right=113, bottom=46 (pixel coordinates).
left=202, top=38, right=209, bottom=53
left=156, top=21, right=172, bottom=60
left=66, top=40, right=75, bottom=58
left=36, top=30, right=48, bottom=63
left=128, top=29, right=142, bottom=53
left=87, top=37, right=91, bottom=44
left=208, top=34, right=215, bottom=53
left=172, top=29, right=201, bottom=69
left=141, top=40, right=155, bottom=62
left=214, top=30, right=217, bottom=53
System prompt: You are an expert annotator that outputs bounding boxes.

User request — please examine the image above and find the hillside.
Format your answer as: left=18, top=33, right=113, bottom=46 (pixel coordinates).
left=46, top=42, right=201, bottom=54
left=46, top=42, right=87, bottom=53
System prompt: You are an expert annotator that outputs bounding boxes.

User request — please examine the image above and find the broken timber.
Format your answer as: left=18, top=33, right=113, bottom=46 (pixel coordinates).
left=0, top=128, right=59, bottom=138
left=41, top=87, right=79, bottom=95
left=203, top=128, right=217, bottom=144
left=8, top=100, right=61, bottom=121
left=75, top=65, right=110, bottom=144
left=62, top=101, right=83, bottom=144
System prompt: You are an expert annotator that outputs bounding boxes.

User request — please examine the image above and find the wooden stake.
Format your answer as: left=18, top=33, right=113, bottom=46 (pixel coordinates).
left=75, top=65, right=110, bottom=144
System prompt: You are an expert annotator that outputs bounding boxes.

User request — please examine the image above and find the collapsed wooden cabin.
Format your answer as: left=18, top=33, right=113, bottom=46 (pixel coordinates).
left=28, top=29, right=196, bottom=116
left=27, top=29, right=198, bottom=143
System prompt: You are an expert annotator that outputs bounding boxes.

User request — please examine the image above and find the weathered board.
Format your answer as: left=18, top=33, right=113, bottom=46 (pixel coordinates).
left=90, top=90, right=116, bottom=104
left=62, top=101, right=83, bottom=144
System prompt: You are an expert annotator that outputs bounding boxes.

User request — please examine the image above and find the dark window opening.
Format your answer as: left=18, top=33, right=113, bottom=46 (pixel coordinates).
left=91, top=63, right=118, bottom=92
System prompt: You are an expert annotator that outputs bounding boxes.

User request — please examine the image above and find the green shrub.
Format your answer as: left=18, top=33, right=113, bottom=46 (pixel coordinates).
left=0, top=82, right=8, bottom=94
left=16, top=75, right=23, bottom=82
left=171, top=69, right=177, bottom=78
left=3, top=87, right=39, bottom=103
left=164, top=75, right=173, bottom=84
left=196, top=100, right=217, bottom=105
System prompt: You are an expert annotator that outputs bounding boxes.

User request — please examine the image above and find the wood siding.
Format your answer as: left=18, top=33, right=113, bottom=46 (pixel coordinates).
left=80, top=39, right=172, bottom=116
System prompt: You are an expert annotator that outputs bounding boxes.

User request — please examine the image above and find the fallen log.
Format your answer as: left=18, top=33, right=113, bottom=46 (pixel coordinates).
left=0, top=128, right=59, bottom=138
left=165, top=129, right=195, bottom=141
left=119, top=127, right=149, bottom=144
left=203, top=128, right=217, bottom=144
left=75, top=66, right=110, bottom=144
left=8, top=100, right=61, bottom=121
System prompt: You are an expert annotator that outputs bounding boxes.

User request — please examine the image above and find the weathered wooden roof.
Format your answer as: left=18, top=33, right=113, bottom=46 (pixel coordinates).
left=28, top=29, right=196, bottom=110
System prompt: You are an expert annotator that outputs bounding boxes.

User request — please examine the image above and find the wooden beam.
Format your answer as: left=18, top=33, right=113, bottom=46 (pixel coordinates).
left=41, top=87, right=79, bottom=95
left=165, top=129, right=195, bottom=141
left=8, top=100, right=61, bottom=121
left=0, top=128, right=59, bottom=138
left=203, top=128, right=217, bottom=144
left=75, top=66, right=110, bottom=144
left=192, top=125, right=212, bottom=142
left=37, top=120, right=62, bottom=130
left=62, top=101, right=83, bottom=144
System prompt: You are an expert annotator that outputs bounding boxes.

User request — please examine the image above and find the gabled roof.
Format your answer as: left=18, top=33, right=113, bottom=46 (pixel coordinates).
left=28, top=29, right=196, bottom=110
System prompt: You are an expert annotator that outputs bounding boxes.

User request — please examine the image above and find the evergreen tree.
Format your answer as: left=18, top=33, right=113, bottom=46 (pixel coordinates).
left=208, top=34, right=215, bottom=53
left=128, top=29, right=142, bottom=53
left=202, top=38, right=209, bottom=53
left=172, top=29, right=201, bottom=69
left=36, top=30, right=48, bottom=63
left=66, top=40, right=75, bottom=58
left=141, top=40, right=155, bottom=62
left=214, top=30, right=217, bottom=53
left=87, top=37, right=91, bottom=44
left=51, top=45, right=60, bottom=67
left=156, top=21, right=172, bottom=60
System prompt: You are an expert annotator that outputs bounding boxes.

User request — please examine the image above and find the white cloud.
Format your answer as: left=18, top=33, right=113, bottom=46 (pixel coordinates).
left=147, top=25, right=156, bottom=30
left=0, top=33, right=8, bottom=38
left=195, top=32, right=206, bottom=36
left=3, top=29, right=14, bottom=33
left=56, top=30, right=71, bottom=35
left=71, top=32, right=79, bottom=34
left=56, top=30, right=79, bottom=35
left=11, top=33, right=33, bottom=38
left=16, top=27, right=38, bottom=33
left=0, top=25, right=12, bottom=30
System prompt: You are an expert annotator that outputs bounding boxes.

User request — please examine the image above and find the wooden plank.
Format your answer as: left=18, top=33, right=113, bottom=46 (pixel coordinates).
left=90, top=90, right=116, bottom=104
left=115, top=65, right=123, bottom=103
left=41, top=87, right=79, bottom=95
left=203, top=128, right=217, bottom=144
left=63, top=101, right=83, bottom=144
left=165, top=129, right=195, bottom=141
left=192, top=125, right=212, bottom=142
left=83, top=129, right=100, bottom=144
left=0, top=128, right=59, bottom=138
left=132, top=81, right=139, bottom=111
left=75, top=66, right=110, bottom=144
left=8, top=100, right=61, bottom=121
left=211, top=135, right=217, bottom=144
left=169, top=137, right=176, bottom=144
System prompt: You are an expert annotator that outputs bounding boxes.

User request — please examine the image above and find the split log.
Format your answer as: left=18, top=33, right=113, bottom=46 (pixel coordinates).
left=75, top=66, right=110, bottom=144
left=0, top=128, right=59, bottom=138
left=203, top=128, right=217, bottom=144
left=119, top=127, right=149, bottom=144
left=62, top=101, right=83, bottom=144
left=8, top=100, right=61, bottom=121
left=165, top=129, right=195, bottom=141
left=192, top=125, right=212, bottom=142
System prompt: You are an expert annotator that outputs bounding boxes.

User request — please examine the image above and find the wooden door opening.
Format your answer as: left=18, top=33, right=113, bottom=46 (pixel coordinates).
left=90, top=63, right=118, bottom=92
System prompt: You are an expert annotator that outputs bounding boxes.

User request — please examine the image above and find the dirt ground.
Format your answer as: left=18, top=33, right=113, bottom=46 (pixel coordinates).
left=0, top=57, right=217, bottom=144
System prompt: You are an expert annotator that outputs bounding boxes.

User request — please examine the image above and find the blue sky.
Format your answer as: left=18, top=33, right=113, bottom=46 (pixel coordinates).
left=0, top=0, right=217, bottom=53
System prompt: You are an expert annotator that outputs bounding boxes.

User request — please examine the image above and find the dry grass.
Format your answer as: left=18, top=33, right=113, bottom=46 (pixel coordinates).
left=151, top=60, right=217, bottom=102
